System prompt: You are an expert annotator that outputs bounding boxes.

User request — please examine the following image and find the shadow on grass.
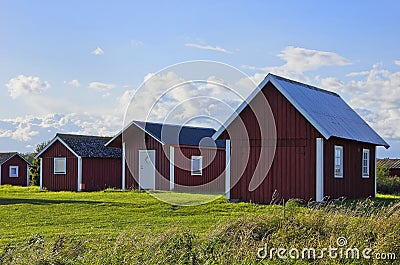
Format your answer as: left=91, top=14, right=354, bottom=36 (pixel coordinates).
left=0, top=197, right=126, bottom=206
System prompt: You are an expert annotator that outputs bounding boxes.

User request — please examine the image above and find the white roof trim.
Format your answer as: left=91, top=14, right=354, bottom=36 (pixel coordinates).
left=212, top=74, right=331, bottom=140
left=34, top=136, right=81, bottom=159
left=105, top=120, right=165, bottom=147
left=212, top=74, right=272, bottom=140
left=268, top=76, right=331, bottom=139
left=0, top=153, right=31, bottom=166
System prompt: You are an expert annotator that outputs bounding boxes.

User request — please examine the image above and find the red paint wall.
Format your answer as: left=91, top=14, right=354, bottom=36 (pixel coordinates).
left=323, top=138, right=375, bottom=199
left=40, top=141, right=78, bottom=191
left=219, top=82, right=321, bottom=203
left=1, top=155, right=29, bottom=186
left=82, top=158, right=122, bottom=191
left=389, top=168, right=400, bottom=177
left=123, top=125, right=170, bottom=190
left=173, top=145, right=225, bottom=193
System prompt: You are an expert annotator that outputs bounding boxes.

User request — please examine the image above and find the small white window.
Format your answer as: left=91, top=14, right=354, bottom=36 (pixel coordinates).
left=54, top=157, right=66, bottom=174
left=191, top=156, right=203, bottom=176
left=362, top=149, right=370, bottom=178
left=9, top=166, right=19, bottom=178
left=334, top=146, right=343, bottom=178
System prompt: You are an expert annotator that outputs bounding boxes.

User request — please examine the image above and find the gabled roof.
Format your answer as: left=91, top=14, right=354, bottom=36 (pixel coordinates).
left=35, top=134, right=122, bottom=159
left=0, top=152, right=31, bottom=166
left=106, top=120, right=225, bottom=148
left=377, top=158, right=400, bottom=169
left=213, top=73, right=389, bottom=148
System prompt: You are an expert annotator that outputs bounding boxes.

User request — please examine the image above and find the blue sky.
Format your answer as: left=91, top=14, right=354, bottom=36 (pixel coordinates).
left=0, top=1, right=399, bottom=157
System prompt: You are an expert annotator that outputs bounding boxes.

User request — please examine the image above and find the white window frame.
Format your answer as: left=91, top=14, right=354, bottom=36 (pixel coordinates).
left=9, top=166, right=19, bottom=178
left=334, top=145, right=343, bottom=178
left=362, top=149, right=370, bottom=178
left=54, top=157, right=67, bottom=174
left=191, top=156, right=203, bottom=176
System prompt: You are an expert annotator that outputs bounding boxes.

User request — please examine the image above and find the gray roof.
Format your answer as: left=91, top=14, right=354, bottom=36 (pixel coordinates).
left=134, top=121, right=225, bottom=147
left=0, top=152, right=31, bottom=165
left=377, top=158, right=400, bottom=169
left=213, top=73, right=389, bottom=147
left=55, top=134, right=121, bottom=158
left=107, top=121, right=225, bottom=148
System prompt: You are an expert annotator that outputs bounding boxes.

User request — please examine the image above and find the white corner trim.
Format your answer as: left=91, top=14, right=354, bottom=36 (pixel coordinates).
left=170, top=146, right=174, bottom=191
left=374, top=146, right=377, bottom=197
left=77, top=156, right=82, bottom=192
left=225, top=140, right=231, bottom=200
left=26, top=164, right=29, bottom=186
left=122, top=142, right=126, bottom=190
left=35, top=136, right=80, bottom=159
left=316, top=138, right=324, bottom=202
left=39, top=158, right=43, bottom=190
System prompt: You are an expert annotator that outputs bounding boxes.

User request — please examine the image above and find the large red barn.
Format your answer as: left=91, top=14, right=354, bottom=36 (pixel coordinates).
left=214, top=74, right=389, bottom=203
left=0, top=152, right=30, bottom=186
left=35, top=134, right=122, bottom=191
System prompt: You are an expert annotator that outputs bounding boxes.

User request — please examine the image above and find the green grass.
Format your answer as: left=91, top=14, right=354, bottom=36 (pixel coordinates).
left=0, top=185, right=399, bottom=264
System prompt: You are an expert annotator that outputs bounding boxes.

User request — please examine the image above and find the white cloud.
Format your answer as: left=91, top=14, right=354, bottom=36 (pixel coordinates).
left=0, top=112, right=123, bottom=148
left=131, top=39, right=143, bottom=46
left=313, top=63, right=400, bottom=140
left=68, top=79, right=81, bottom=87
left=184, top=43, right=233, bottom=54
left=5, top=75, right=51, bottom=99
left=123, top=70, right=251, bottom=129
left=91, top=47, right=104, bottom=55
left=244, top=46, right=351, bottom=80
left=346, top=71, right=370, bottom=77
left=395, top=60, right=400, bottom=66
left=89, top=82, right=116, bottom=91
left=0, top=122, right=39, bottom=142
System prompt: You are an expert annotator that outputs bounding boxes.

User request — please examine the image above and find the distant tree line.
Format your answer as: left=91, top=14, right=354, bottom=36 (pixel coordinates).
left=22, top=141, right=49, bottom=186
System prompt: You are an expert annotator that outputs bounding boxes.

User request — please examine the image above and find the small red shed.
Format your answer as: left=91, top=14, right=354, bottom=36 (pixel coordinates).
left=214, top=74, right=389, bottom=203
left=35, top=134, right=122, bottom=191
left=0, top=152, right=30, bottom=186
left=376, top=159, right=400, bottom=177
left=106, top=121, right=226, bottom=193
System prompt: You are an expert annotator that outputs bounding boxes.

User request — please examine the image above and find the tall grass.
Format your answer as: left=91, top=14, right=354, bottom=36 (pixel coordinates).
left=2, top=198, right=398, bottom=264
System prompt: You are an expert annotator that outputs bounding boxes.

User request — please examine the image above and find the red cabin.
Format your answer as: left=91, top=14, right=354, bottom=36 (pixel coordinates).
left=106, top=121, right=226, bottom=193
left=214, top=74, right=389, bottom=203
left=35, top=134, right=122, bottom=191
left=0, top=152, right=30, bottom=186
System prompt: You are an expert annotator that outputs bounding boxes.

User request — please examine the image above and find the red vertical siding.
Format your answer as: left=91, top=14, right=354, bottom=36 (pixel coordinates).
left=123, top=125, right=170, bottom=190
left=173, top=145, right=225, bottom=193
left=1, top=155, right=29, bottom=186
left=82, top=158, right=122, bottom=191
left=40, top=141, right=78, bottom=191
left=389, top=168, right=400, bottom=177
left=323, top=138, right=375, bottom=199
left=219, top=82, right=321, bottom=203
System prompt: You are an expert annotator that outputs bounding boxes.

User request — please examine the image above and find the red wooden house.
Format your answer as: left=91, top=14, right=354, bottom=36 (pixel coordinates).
left=377, top=158, right=400, bottom=177
left=35, top=134, right=122, bottom=191
left=0, top=152, right=30, bottom=186
left=214, top=74, right=389, bottom=203
left=106, top=121, right=226, bottom=193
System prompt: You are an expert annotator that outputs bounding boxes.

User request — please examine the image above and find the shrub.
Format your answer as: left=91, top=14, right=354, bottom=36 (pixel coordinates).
left=377, top=165, right=400, bottom=195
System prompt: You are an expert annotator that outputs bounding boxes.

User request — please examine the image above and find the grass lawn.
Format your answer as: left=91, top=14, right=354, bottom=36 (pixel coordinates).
left=0, top=185, right=399, bottom=264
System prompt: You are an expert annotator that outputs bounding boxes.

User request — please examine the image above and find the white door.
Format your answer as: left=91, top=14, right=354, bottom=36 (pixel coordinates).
left=139, top=150, right=156, bottom=190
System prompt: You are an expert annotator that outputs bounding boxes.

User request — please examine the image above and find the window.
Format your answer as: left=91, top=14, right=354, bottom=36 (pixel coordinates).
left=54, top=157, right=66, bottom=174
left=191, top=156, right=203, bottom=176
left=362, top=149, right=370, bottom=178
left=9, top=166, right=19, bottom=178
left=334, top=146, right=343, bottom=178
